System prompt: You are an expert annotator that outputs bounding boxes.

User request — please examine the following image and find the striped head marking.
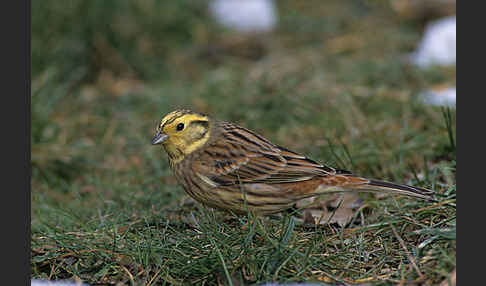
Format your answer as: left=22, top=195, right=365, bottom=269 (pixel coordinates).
left=152, top=109, right=211, bottom=164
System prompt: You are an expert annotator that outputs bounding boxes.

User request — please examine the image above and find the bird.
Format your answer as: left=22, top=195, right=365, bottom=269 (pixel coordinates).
left=152, top=109, right=435, bottom=215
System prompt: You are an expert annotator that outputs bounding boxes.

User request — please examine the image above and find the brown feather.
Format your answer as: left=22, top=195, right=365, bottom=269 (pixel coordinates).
left=192, top=121, right=336, bottom=186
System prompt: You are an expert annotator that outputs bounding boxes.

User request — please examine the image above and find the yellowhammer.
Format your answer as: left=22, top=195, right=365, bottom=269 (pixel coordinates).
left=152, top=109, right=435, bottom=215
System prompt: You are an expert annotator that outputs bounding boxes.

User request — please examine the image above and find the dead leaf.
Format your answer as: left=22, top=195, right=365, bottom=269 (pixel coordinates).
left=296, top=193, right=364, bottom=227
left=439, top=268, right=456, bottom=286
left=97, top=69, right=144, bottom=97
left=390, top=0, right=456, bottom=20
left=327, top=34, right=365, bottom=54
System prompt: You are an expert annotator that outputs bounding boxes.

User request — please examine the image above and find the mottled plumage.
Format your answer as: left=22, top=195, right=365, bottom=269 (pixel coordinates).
left=152, top=109, right=435, bottom=214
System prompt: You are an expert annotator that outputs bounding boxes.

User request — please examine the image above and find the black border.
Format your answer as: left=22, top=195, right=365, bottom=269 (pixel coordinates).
left=2, top=0, right=31, bottom=284
left=27, top=0, right=32, bottom=282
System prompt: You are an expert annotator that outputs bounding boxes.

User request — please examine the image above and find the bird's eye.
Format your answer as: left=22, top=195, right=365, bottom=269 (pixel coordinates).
left=176, top=123, right=184, bottom=131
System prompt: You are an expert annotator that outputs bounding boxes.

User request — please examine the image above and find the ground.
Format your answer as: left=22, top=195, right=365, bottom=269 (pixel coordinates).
left=31, top=1, right=456, bottom=285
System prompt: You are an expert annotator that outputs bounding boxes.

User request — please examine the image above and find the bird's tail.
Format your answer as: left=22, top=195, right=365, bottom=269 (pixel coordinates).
left=313, top=176, right=436, bottom=201
left=360, top=179, right=436, bottom=201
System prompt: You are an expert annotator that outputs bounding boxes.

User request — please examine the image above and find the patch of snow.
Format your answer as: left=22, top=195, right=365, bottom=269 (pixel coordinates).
left=209, top=0, right=277, bottom=33
left=410, top=16, right=456, bottom=67
left=31, top=280, right=90, bottom=286
left=419, top=87, right=456, bottom=107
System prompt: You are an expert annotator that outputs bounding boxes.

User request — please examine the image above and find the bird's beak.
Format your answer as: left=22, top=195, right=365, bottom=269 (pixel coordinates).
left=152, top=131, right=168, bottom=145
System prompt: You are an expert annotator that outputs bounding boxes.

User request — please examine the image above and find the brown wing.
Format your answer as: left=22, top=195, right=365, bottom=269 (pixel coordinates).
left=192, top=122, right=340, bottom=186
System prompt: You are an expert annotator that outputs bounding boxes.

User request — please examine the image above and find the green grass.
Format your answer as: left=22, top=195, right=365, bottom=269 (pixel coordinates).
left=31, top=1, right=456, bottom=285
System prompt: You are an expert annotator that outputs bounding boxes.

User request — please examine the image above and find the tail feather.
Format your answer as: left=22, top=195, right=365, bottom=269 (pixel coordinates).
left=362, top=179, right=436, bottom=201
left=311, top=176, right=436, bottom=202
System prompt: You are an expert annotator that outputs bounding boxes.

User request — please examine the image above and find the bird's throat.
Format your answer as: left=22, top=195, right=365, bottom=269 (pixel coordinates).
left=164, top=144, right=185, bottom=166
left=164, top=131, right=210, bottom=166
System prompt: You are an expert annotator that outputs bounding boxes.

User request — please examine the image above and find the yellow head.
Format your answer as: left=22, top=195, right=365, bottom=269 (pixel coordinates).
left=152, top=110, right=211, bottom=164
